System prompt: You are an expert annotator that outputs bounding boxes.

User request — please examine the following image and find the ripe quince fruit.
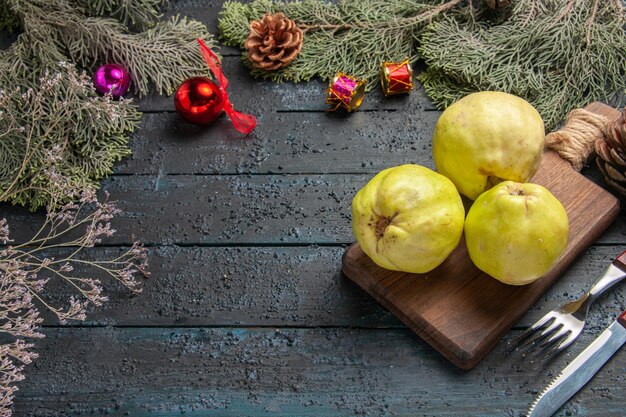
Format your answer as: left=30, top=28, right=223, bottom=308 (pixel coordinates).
left=352, top=164, right=465, bottom=273
left=464, top=181, right=569, bottom=285
left=432, top=91, right=545, bottom=200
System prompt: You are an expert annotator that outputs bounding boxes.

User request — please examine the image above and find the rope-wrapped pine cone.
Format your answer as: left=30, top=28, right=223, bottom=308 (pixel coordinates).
left=595, top=107, right=626, bottom=195
left=244, top=12, right=303, bottom=71
left=544, top=108, right=609, bottom=171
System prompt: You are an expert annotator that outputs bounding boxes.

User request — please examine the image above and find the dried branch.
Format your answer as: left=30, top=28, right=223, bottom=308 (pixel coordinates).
left=0, top=179, right=149, bottom=415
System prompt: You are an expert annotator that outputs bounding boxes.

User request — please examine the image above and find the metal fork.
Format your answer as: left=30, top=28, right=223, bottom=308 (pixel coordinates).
left=513, top=250, right=626, bottom=358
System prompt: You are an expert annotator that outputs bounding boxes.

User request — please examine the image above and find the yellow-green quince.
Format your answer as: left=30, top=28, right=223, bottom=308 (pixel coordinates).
left=464, top=181, right=569, bottom=285
left=352, top=164, right=465, bottom=273
left=432, top=91, right=545, bottom=200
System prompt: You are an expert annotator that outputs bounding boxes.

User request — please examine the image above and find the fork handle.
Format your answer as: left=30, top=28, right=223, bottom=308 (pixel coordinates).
left=586, top=250, right=626, bottom=303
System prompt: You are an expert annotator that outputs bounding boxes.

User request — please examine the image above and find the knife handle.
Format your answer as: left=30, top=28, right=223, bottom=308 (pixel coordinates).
left=607, top=250, right=626, bottom=328
left=613, top=250, right=626, bottom=272
left=587, top=251, right=626, bottom=302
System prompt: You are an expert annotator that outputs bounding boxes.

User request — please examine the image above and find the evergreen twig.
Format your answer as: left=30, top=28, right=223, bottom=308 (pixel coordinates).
left=220, top=0, right=625, bottom=129
left=418, top=0, right=626, bottom=129
left=2, top=0, right=217, bottom=96
left=0, top=0, right=219, bottom=209
left=219, top=0, right=463, bottom=88
left=0, top=64, right=140, bottom=210
left=76, top=0, right=164, bottom=31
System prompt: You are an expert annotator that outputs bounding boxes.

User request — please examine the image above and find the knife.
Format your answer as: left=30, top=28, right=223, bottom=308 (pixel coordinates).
left=526, top=309, right=626, bottom=417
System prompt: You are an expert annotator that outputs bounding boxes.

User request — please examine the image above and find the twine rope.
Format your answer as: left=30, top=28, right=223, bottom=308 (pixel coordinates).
left=545, top=108, right=609, bottom=171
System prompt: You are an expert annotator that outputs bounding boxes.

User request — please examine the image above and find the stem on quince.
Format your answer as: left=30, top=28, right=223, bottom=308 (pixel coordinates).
left=375, top=216, right=392, bottom=240
left=506, top=183, right=526, bottom=196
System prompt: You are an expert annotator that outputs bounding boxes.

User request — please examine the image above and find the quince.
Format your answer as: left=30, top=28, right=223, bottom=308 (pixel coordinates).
left=464, top=181, right=569, bottom=285
left=352, top=164, right=465, bottom=273
left=432, top=91, right=545, bottom=200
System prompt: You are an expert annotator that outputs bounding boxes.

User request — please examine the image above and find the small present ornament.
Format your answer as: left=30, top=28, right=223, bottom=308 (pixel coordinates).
left=326, top=72, right=366, bottom=112
left=380, top=59, right=413, bottom=96
left=93, top=63, right=130, bottom=98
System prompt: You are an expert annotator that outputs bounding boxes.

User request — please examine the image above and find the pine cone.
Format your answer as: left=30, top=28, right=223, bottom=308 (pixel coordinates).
left=595, top=107, right=626, bottom=195
left=244, top=13, right=303, bottom=71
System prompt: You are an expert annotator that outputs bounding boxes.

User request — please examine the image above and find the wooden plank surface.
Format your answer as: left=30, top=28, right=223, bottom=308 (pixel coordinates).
left=137, top=57, right=436, bottom=113
left=31, top=245, right=626, bottom=329
left=115, top=110, right=440, bottom=175
left=2, top=1, right=625, bottom=416
left=11, top=327, right=626, bottom=417
left=3, top=172, right=626, bottom=246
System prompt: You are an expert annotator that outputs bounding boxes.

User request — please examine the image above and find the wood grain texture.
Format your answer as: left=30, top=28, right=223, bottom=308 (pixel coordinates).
left=33, top=245, right=626, bottom=329
left=342, top=103, right=622, bottom=369
left=116, top=110, right=440, bottom=175
left=11, top=327, right=626, bottom=417
left=3, top=172, right=626, bottom=247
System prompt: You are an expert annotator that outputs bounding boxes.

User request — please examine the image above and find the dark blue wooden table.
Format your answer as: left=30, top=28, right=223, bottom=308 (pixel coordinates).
left=4, top=1, right=626, bottom=416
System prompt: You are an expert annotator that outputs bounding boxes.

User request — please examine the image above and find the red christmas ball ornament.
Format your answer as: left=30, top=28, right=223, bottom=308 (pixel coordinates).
left=174, top=77, right=225, bottom=125
left=174, top=39, right=256, bottom=134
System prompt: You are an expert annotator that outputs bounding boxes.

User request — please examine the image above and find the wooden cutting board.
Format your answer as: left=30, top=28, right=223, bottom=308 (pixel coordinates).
left=342, top=102, right=622, bottom=369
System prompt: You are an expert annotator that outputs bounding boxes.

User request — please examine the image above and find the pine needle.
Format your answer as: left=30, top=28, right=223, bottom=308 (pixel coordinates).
left=3, top=0, right=217, bottom=96
left=419, top=0, right=626, bottom=129
left=221, top=0, right=625, bottom=129
left=0, top=0, right=218, bottom=209
left=219, top=0, right=464, bottom=89
left=76, top=0, right=164, bottom=31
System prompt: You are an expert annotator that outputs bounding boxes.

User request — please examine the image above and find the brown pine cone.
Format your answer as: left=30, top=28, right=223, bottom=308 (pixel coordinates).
left=244, top=12, right=303, bottom=71
left=595, top=107, right=626, bottom=195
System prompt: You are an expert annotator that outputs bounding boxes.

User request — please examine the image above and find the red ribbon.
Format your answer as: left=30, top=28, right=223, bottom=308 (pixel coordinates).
left=197, top=38, right=257, bottom=135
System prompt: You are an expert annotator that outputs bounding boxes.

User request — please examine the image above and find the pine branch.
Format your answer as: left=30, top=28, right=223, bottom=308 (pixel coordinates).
left=0, top=0, right=218, bottom=209
left=0, top=65, right=141, bottom=210
left=219, top=0, right=465, bottom=88
left=76, top=0, right=164, bottom=31
left=419, top=0, right=626, bottom=129
left=0, top=0, right=19, bottom=32
left=5, top=0, right=216, bottom=96
left=299, top=0, right=463, bottom=32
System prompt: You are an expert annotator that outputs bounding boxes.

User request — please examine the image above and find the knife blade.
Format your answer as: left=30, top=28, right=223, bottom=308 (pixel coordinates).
left=526, top=310, right=626, bottom=417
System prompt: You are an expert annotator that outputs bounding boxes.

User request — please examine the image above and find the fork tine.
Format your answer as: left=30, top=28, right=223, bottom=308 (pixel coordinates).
left=539, top=327, right=570, bottom=350
left=556, top=330, right=579, bottom=351
left=550, top=329, right=579, bottom=354
left=511, top=315, right=555, bottom=347
left=538, top=329, right=573, bottom=358
left=528, top=314, right=555, bottom=333
left=518, top=320, right=562, bottom=353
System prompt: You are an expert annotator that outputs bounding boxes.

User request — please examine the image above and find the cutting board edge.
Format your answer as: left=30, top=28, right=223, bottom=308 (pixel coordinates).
left=341, top=101, right=623, bottom=369
left=342, top=247, right=476, bottom=369
left=463, top=191, right=621, bottom=366
left=342, top=188, right=621, bottom=369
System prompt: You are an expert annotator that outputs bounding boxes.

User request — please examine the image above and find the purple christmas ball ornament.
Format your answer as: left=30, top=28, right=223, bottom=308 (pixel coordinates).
left=93, top=63, right=131, bottom=98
